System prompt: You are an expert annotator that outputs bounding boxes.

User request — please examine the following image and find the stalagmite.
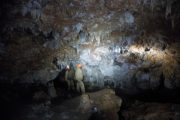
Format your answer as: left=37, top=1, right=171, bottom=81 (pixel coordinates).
left=47, top=80, right=57, bottom=98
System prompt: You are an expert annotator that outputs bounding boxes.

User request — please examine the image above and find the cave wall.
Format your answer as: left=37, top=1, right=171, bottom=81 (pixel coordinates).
left=0, top=0, right=180, bottom=93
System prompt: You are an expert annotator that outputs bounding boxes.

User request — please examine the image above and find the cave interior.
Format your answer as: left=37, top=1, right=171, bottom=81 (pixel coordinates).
left=0, top=0, right=180, bottom=120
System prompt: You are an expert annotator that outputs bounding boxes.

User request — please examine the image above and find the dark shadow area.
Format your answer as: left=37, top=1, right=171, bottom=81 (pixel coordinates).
left=0, top=78, right=180, bottom=120
left=115, top=87, right=180, bottom=104
left=116, top=87, right=180, bottom=120
left=0, top=82, right=46, bottom=120
left=0, top=69, right=70, bottom=120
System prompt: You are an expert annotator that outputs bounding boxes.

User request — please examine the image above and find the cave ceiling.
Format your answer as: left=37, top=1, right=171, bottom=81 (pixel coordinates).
left=0, top=0, right=180, bottom=92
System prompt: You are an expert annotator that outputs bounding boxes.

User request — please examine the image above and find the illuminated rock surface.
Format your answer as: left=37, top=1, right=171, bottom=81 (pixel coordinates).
left=0, top=0, right=180, bottom=92
left=0, top=0, right=179, bottom=97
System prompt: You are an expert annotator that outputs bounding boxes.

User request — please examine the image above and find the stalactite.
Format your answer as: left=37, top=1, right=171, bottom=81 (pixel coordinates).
left=171, top=16, right=175, bottom=29
left=165, top=0, right=172, bottom=19
left=150, top=0, right=155, bottom=12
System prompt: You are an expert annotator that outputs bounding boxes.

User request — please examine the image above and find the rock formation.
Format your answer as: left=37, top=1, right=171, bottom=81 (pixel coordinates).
left=1, top=0, right=180, bottom=93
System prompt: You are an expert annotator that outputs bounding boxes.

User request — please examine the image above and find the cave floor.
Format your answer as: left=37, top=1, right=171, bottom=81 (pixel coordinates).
left=1, top=83, right=180, bottom=120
